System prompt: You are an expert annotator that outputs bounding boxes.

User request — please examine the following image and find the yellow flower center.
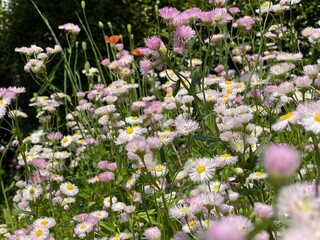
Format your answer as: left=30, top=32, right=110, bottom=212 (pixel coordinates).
left=40, top=220, right=49, bottom=225
left=167, top=92, right=173, bottom=98
left=220, top=153, right=231, bottom=158
left=66, top=184, right=74, bottom=191
left=164, top=129, right=171, bottom=133
left=207, top=95, right=213, bottom=99
left=226, top=88, right=233, bottom=94
left=156, top=167, right=163, bottom=172
left=35, top=229, right=43, bottom=237
left=255, top=172, right=264, bottom=177
left=280, top=112, right=293, bottom=121
left=131, top=116, right=138, bottom=121
left=262, top=2, right=269, bottom=8
left=159, top=136, right=166, bottom=141
left=0, top=100, right=4, bottom=105
left=314, top=113, right=320, bottom=122
left=197, top=166, right=206, bottom=174
left=180, top=207, right=189, bottom=213
left=62, top=138, right=68, bottom=143
left=29, top=188, right=36, bottom=194
left=188, top=220, right=197, bottom=227
left=225, top=81, right=233, bottom=85
left=80, top=224, right=87, bottom=230
left=126, top=127, right=134, bottom=134
left=213, top=185, right=220, bottom=191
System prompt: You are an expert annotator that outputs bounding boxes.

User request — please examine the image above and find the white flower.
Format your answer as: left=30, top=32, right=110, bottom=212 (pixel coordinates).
left=60, top=182, right=79, bottom=196
left=23, top=185, right=43, bottom=200
left=60, top=135, right=73, bottom=147
left=33, top=217, right=56, bottom=229
left=174, top=115, right=199, bottom=136
left=115, top=126, right=146, bottom=145
left=187, top=158, right=215, bottom=182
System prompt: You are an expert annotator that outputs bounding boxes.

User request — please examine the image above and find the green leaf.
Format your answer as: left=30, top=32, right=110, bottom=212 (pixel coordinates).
left=173, top=80, right=180, bottom=97
left=191, top=133, right=215, bottom=142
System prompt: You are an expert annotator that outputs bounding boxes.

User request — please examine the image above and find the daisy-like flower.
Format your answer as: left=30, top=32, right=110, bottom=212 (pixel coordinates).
left=58, top=23, right=81, bottom=33
left=151, top=165, right=167, bottom=177
left=33, top=217, right=56, bottom=229
left=277, top=182, right=320, bottom=221
left=23, top=184, right=43, bottom=200
left=29, top=227, right=49, bottom=240
left=174, top=115, right=199, bottom=136
left=103, top=196, right=118, bottom=209
left=60, top=182, right=79, bottom=196
left=247, top=172, right=268, bottom=182
left=115, top=126, right=145, bottom=145
left=74, top=222, right=94, bottom=235
left=90, top=210, right=109, bottom=220
left=272, top=111, right=299, bottom=131
left=206, top=215, right=252, bottom=240
left=111, top=202, right=126, bottom=212
left=276, top=52, right=303, bottom=62
left=187, top=158, right=215, bottom=182
left=270, top=63, right=295, bottom=76
left=169, top=204, right=191, bottom=219
left=297, top=100, right=320, bottom=134
left=214, top=153, right=238, bottom=166
left=258, top=1, right=272, bottom=13
left=182, top=220, right=199, bottom=233
left=143, top=226, right=161, bottom=240
left=60, top=135, right=73, bottom=147
left=125, top=116, right=143, bottom=125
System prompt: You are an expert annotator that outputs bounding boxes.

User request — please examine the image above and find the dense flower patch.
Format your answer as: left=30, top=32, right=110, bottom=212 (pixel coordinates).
left=1, top=0, right=320, bottom=239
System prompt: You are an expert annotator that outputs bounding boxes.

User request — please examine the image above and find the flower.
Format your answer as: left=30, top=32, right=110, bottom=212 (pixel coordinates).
left=159, top=7, right=180, bottom=21
left=254, top=202, right=273, bottom=219
left=143, top=226, right=161, bottom=240
left=22, top=184, right=43, bottom=200
left=277, top=182, right=320, bottom=221
left=169, top=204, right=191, bottom=218
left=60, top=182, right=79, bottom=196
left=271, top=111, right=299, bottom=131
left=187, top=158, right=215, bottom=182
left=60, top=135, right=73, bottom=147
left=33, top=217, right=56, bottom=229
left=105, top=35, right=121, bottom=44
left=29, top=227, right=49, bottom=239
left=58, top=23, right=81, bottom=33
left=115, top=126, right=146, bottom=145
left=174, top=115, right=199, bottom=136
left=206, top=215, right=252, bottom=240
left=263, top=143, right=300, bottom=178
left=297, top=100, right=320, bottom=134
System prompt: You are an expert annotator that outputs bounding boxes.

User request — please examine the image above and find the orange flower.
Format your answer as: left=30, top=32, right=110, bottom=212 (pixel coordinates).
left=132, top=48, right=142, bottom=57
left=105, top=35, right=121, bottom=44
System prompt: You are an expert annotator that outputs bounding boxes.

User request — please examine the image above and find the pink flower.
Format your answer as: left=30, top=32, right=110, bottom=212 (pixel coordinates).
left=206, top=215, right=252, bottom=240
left=143, top=226, right=161, bottom=240
left=173, top=26, right=195, bottom=43
left=254, top=202, right=273, bottom=219
left=145, top=36, right=164, bottom=50
left=159, top=7, right=180, bottom=21
left=139, top=59, right=153, bottom=76
left=98, top=172, right=115, bottom=182
left=233, top=16, right=255, bottom=30
left=263, top=143, right=300, bottom=177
